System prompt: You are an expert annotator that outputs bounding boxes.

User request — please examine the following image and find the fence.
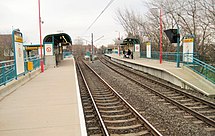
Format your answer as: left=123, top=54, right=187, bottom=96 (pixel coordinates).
left=140, top=51, right=214, bottom=84
left=140, top=51, right=199, bottom=63
left=0, top=56, right=41, bottom=86
left=63, top=52, right=72, bottom=58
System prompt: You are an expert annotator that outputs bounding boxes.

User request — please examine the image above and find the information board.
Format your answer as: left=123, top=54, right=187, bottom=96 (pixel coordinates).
left=146, top=42, right=151, bottom=58
left=183, top=38, right=194, bottom=62
left=13, top=31, right=25, bottom=75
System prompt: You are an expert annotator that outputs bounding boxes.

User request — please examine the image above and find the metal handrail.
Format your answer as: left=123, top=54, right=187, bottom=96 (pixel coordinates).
left=140, top=51, right=199, bottom=63
left=0, top=56, right=41, bottom=86
left=184, top=56, right=215, bottom=84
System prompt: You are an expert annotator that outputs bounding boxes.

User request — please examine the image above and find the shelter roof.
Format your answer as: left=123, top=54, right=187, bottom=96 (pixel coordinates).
left=120, top=37, right=140, bottom=45
left=43, top=33, right=72, bottom=45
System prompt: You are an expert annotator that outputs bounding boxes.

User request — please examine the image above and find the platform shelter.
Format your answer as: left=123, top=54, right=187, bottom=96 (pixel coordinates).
left=121, top=37, right=140, bottom=59
left=43, top=33, right=72, bottom=68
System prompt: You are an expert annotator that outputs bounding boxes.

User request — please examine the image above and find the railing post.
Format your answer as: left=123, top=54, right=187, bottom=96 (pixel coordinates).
left=2, top=63, right=6, bottom=85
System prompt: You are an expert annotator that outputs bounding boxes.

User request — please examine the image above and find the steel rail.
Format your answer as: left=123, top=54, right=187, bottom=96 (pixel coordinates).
left=76, top=61, right=110, bottom=136
left=99, top=57, right=215, bottom=127
left=82, top=60, right=163, bottom=136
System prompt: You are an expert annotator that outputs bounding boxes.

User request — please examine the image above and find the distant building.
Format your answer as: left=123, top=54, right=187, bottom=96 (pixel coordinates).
left=0, top=34, right=13, bottom=61
left=72, top=44, right=97, bottom=56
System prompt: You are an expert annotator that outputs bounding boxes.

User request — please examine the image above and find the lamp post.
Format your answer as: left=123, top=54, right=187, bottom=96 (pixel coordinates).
left=38, top=0, right=44, bottom=72
left=91, top=33, right=94, bottom=63
left=115, top=31, right=120, bottom=56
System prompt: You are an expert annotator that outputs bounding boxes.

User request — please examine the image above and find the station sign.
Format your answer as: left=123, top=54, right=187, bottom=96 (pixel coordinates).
left=25, top=47, right=39, bottom=51
left=135, top=44, right=140, bottom=52
left=12, top=30, right=25, bottom=76
left=44, top=43, right=53, bottom=56
left=183, top=38, right=194, bottom=62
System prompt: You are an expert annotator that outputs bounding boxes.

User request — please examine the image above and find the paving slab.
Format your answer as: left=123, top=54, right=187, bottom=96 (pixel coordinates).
left=0, top=58, right=86, bottom=136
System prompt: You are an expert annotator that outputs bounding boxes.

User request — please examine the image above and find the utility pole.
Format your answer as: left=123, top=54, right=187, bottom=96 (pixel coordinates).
left=38, top=0, right=44, bottom=72
left=91, top=33, right=94, bottom=63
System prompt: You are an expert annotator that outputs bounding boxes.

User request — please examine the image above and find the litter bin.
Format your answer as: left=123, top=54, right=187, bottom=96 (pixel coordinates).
left=27, top=61, right=34, bottom=71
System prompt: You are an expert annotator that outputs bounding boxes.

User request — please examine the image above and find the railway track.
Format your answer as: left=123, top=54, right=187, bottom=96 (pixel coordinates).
left=76, top=58, right=162, bottom=136
left=99, top=56, right=215, bottom=131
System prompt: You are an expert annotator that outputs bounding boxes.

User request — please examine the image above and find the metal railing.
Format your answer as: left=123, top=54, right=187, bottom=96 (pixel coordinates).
left=63, top=51, right=72, bottom=58
left=184, top=57, right=215, bottom=84
left=0, top=60, right=16, bottom=86
left=140, top=51, right=199, bottom=62
left=0, top=56, right=41, bottom=86
left=140, top=51, right=214, bottom=84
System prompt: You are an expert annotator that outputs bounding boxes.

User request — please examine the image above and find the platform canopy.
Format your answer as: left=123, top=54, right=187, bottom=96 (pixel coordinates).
left=43, top=33, right=72, bottom=45
left=120, top=37, right=140, bottom=45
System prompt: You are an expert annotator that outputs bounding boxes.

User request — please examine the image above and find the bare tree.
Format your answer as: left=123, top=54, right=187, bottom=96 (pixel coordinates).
left=115, top=0, right=215, bottom=63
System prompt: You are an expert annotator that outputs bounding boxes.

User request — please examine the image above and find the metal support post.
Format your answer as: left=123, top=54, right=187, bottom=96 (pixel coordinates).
left=176, top=28, right=180, bottom=68
left=91, top=33, right=94, bottom=63
left=2, top=63, right=6, bottom=85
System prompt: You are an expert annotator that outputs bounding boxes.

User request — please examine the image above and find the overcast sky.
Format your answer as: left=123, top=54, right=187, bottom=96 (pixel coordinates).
left=0, top=0, right=147, bottom=46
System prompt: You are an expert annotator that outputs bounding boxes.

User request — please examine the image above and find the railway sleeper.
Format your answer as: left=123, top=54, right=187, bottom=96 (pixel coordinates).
left=106, top=119, right=141, bottom=127
left=110, top=130, right=150, bottom=136
left=99, top=108, right=127, bottom=113
left=105, top=117, right=136, bottom=124
left=108, top=124, right=147, bottom=134
left=94, top=95, right=116, bottom=100
left=98, top=104, right=123, bottom=109
left=87, top=121, right=101, bottom=128
left=182, top=102, right=202, bottom=106
left=178, top=99, right=193, bottom=102
left=95, top=98, right=119, bottom=103
left=93, top=92, right=113, bottom=96
left=198, top=110, right=215, bottom=114
left=190, top=105, right=209, bottom=109
left=166, top=94, right=181, bottom=97
left=96, top=101, right=121, bottom=106
left=192, top=120, right=204, bottom=124
left=93, top=93, right=114, bottom=97
left=204, top=127, right=215, bottom=132
left=169, top=96, right=185, bottom=99
left=87, top=127, right=102, bottom=134
left=102, top=112, right=132, bottom=118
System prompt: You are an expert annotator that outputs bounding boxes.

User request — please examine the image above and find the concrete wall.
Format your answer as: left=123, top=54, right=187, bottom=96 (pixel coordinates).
left=0, top=68, right=41, bottom=100
left=111, top=58, right=195, bottom=91
left=133, top=52, right=140, bottom=59
left=45, top=55, right=56, bottom=68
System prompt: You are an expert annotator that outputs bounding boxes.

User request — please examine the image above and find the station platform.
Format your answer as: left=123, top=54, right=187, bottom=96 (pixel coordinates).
left=105, top=54, right=215, bottom=97
left=0, top=58, right=86, bottom=136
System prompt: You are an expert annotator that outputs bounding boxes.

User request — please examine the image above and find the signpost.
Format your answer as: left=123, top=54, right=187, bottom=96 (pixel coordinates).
left=164, top=29, right=180, bottom=67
